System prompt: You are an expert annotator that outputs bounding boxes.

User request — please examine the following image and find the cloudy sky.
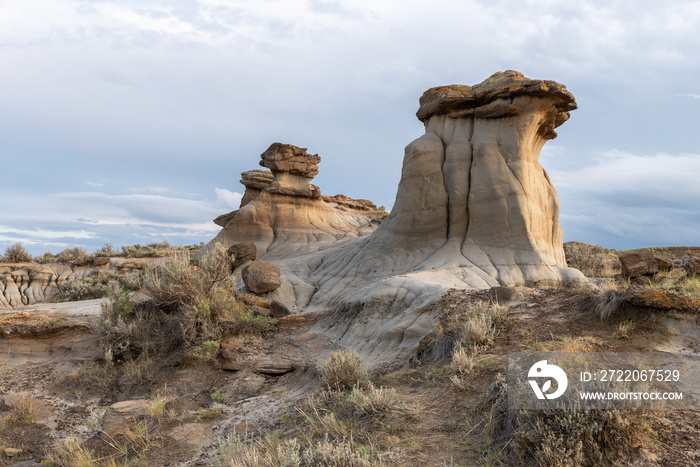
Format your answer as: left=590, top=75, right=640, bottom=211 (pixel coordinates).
left=1, top=0, right=699, bottom=255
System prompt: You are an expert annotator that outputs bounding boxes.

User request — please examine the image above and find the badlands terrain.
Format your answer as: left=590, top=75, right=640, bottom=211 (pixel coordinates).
left=2, top=71, right=700, bottom=466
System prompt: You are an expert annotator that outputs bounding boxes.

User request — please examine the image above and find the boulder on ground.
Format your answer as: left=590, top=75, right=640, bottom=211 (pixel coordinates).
left=242, top=260, right=282, bottom=294
left=684, top=258, right=700, bottom=277
left=228, top=242, right=257, bottom=268
left=618, top=250, right=659, bottom=278
left=655, top=257, right=674, bottom=273
left=252, top=357, right=299, bottom=375
left=102, top=400, right=149, bottom=436
left=269, top=300, right=290, bottom=318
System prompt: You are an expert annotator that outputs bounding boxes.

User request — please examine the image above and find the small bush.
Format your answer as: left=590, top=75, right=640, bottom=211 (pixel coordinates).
left=513, top=408, right=647, bottom=466
left=342, top=383, right=409, bottom=419
left=96, top=243, right=115, bottom=256
left=564, top=242, right=616, bottom=278
left=197, top=406, right=221, bottom=419
left=321, top=350, right=369, bottom=392
left=56, top=246, right=91, bottom=265
left=449, top=343, right=475, bottom=390
left=35, top=249, right=57, bottom=264
left=423, top=300, right=507, bottom=363
left=1, top=242, right=32, bottom=263
left=477, top=373, right=650, bottom=466
left=193, top=339, right=220, bottom=361
left=139, top=244, right=232, bottom=311
left=594, top=282, right=626, bottom=321
left=97, top=246, right=273, bottom=372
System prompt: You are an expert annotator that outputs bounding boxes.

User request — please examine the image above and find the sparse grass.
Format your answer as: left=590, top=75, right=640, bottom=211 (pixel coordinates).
left=46, top=438, right=100, bottom=467
left=321, top=350, right=370, bottom=392
left=614, top=319, right=637, bottom=339
left=214, top=431, right=375, bottom=467
left=212, top=352, right=412, bottom=466
left=658, top=269, right=700, bottom=300
left=449, top=343, right=474, bottom=390
left=67, top=361, right=118, bottom=393
left=526, top=336, right=604, bottom=353
left=2, top=393, right=38, bottom=425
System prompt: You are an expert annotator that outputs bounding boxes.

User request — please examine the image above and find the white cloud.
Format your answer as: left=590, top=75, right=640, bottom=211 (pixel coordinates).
left=0, top=187, right=242, bottom=255
left=214, top=188, right=242, bottom=210
left=85, top=181, right=104, bottom=187
left=549, top=150, right=700, bottom=248
left=0, top=225, right=95, bottom=240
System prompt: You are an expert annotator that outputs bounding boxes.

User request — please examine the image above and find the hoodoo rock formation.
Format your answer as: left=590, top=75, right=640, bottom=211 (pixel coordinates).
left=311, top=71, right=585, bottom=301
left=205, top=143, right=384, bottom=258
left=204, top=71, right=585, bottom=366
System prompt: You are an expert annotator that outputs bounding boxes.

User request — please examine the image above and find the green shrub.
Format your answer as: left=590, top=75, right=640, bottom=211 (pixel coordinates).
left=193, top=339, right=220, bottom=361
left=139, top=244, right=231, bottom=311
left=1, top=243, right=32, bottom=263
left=57, top=277, right=107, bottom=302
left=97, top=245, right=274, bottom=367
left=321, top=350, right=369, bottom=392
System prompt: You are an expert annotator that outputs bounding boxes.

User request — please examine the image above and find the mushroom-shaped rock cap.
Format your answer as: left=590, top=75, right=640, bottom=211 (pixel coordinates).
left=259, top=143, right=321, bottom=179
left=416, top=70, right=577, bottom=137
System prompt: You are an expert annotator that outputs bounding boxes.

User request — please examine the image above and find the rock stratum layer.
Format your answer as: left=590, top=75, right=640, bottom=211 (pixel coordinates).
left=0, top=258, right=149, bottom=309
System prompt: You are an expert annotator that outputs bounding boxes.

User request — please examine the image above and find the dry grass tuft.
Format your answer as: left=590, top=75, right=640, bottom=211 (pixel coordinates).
left=594, top=282, right=627, bottom=321
left=420, top=300, right=508, bottom=363
left=321, top=350, right=370, bottom=392
left=2, top=393, right=38, bottom=426
left=526, top=336, right=604, bottom=353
